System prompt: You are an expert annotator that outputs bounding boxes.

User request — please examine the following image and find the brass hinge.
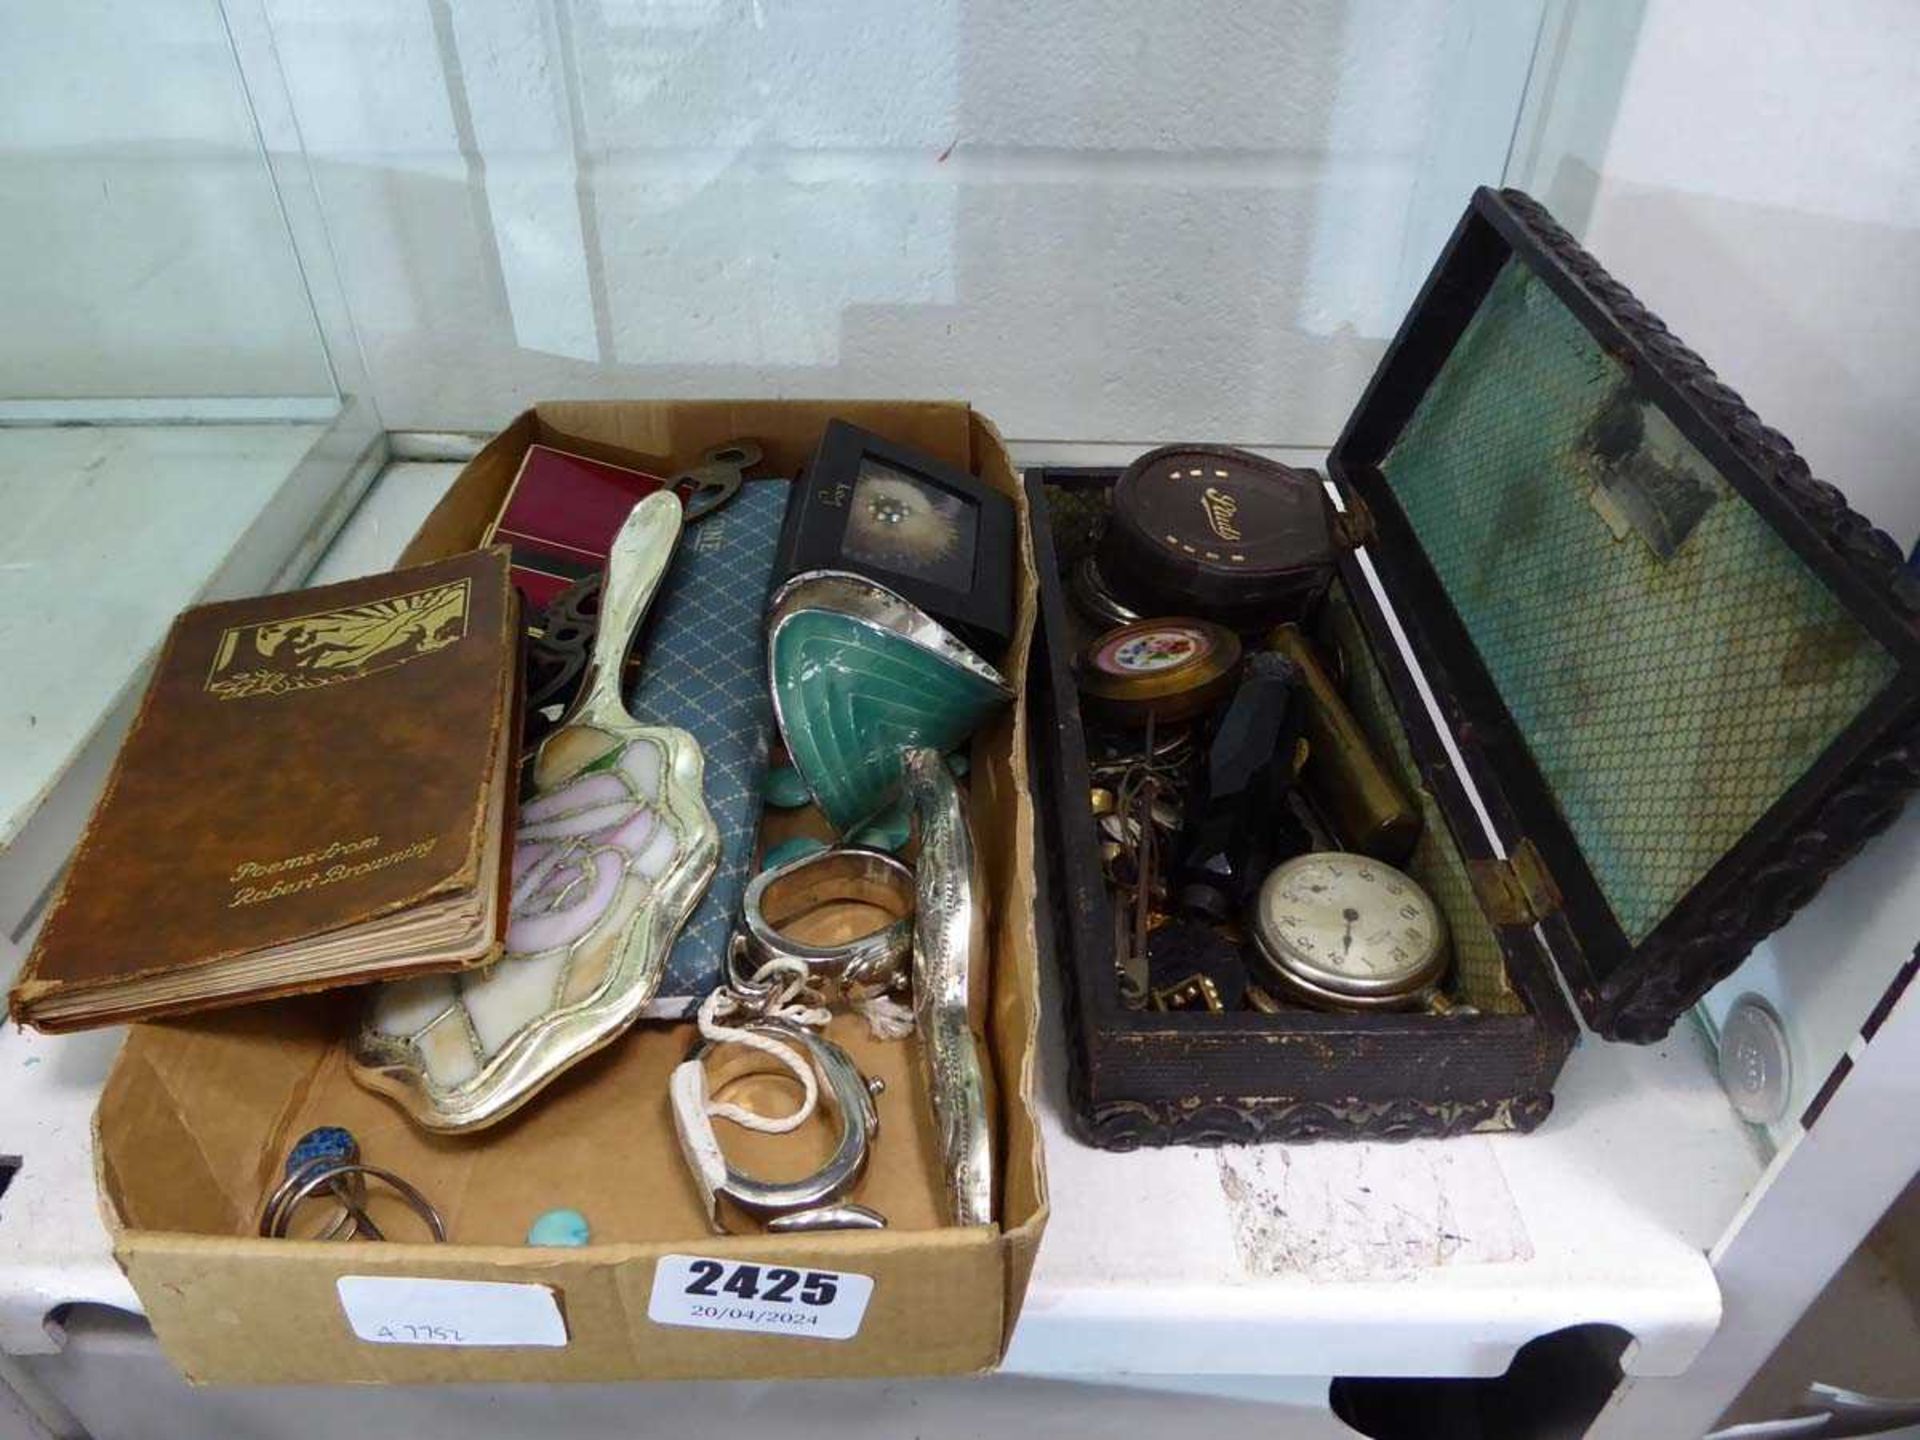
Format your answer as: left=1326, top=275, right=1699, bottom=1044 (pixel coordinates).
left=1332, top=493, right=1374, bottom=550
left=1467, top=839, right=1564, bottom=927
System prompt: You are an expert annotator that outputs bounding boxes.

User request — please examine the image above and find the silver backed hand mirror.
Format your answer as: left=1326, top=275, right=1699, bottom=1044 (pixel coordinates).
left=351, top=494, right=720, bottom=1131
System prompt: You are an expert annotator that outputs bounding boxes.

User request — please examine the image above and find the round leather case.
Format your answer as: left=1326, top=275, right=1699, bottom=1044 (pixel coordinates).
left=1095, top=443, right=1333, bottom=629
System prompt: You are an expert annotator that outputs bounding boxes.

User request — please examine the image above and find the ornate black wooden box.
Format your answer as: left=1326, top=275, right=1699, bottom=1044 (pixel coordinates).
left=1029, top=187, right=1920, bottom=1149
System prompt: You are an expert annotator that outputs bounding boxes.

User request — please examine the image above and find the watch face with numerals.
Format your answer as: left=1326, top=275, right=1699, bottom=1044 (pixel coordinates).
left=1250, top=851, right=1447, bottom=1009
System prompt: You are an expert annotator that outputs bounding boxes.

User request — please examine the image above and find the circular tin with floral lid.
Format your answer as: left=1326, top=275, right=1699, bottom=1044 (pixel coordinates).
left=1073, top=617, right=1242, bottom=726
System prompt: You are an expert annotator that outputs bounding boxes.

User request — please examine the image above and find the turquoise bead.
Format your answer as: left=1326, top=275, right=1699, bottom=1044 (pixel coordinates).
left=526, top=1208, right=591, bottom=1247
left=760, top=835, right=829, bottom=871
left=946, top=750, right=969, bottom=778
left=850, top=796, right=912, bottom=852
left=762, top=765, right=812, bottom=809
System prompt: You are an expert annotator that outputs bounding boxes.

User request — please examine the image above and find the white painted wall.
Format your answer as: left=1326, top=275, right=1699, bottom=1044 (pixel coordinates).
left=11, top=0, right=1916, bottom=532
left=0, top=0, right=334, bottom=401
left=255, top=0, right=1547, bottom=442
left=1521, top=0, right=1920, bottom=551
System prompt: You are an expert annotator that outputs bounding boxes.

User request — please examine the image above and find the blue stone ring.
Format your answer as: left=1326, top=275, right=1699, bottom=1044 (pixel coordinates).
left=259, top=1126, right=446, bottom=1243
left=271, top=1126, right=368, bottom=1241
left=285, top=1124, right=358, bottom=1176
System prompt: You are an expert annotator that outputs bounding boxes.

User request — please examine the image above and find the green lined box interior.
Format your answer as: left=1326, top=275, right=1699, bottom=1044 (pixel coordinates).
left=1324, top=581, right=1522, bottom=1015
left=1380, top=259, right=1898, bottom=944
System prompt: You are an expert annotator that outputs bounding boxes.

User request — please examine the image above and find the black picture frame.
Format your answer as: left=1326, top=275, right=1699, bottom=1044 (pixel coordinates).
left=775, top=420, right=1016, bottom=655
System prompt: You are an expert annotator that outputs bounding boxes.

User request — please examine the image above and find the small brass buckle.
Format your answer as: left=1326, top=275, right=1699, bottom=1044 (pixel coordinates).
left=1150, top=974, right=1224, bottom=1013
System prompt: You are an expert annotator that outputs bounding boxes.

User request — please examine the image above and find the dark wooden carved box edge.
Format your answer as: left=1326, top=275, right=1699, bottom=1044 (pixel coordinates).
left=1027, top=185, right=1920, bottom=1148
left=1502, top=187, right=1920, bottom=1039
left=1026, top=468, right=1576, bottom=1151
left=1328, top=187, right=1920, bottom=1043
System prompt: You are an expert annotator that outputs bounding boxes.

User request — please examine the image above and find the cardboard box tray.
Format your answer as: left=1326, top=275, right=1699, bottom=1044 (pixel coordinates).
left=93, top=400, right=1047, bottom=1384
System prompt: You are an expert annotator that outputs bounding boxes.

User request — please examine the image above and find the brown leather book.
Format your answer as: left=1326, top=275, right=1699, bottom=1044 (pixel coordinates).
left=11, top=548, right=520, bottom=1032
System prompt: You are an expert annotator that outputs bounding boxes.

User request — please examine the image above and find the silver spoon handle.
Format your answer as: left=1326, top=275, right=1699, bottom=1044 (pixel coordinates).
left=578, top=492, right=683, bottom=726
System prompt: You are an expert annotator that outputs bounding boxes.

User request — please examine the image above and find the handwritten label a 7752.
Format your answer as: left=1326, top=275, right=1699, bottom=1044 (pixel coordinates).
left=336, top=1276, right=567, bottom=1347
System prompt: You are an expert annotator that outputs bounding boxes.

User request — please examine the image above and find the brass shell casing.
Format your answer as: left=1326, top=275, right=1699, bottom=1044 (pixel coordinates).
left=1265, top=624, right=1421, bottom=863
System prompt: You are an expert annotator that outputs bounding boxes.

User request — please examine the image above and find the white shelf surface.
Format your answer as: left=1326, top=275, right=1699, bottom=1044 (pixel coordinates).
left=1014, top=954, right=1758, bottom=1379
left=0, top=458, right=1762, bottom=1381
left=0, top=423, right=328, bottom=848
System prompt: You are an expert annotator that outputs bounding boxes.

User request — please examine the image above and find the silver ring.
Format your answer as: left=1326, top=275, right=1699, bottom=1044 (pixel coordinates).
left=682, top=1018, right=883, bottom=1228
left=288, top=1167, right=368, bottom=1243
left=263, top=1129, right=371, bottom=1241
left=734, top=847, right=914, bottom=1003
left=259, top=1162, right=448, bottom=1242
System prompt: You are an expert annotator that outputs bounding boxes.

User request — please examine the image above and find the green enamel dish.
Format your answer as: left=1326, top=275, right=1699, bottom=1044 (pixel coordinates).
left=768, top=570, right=1013, bottom=834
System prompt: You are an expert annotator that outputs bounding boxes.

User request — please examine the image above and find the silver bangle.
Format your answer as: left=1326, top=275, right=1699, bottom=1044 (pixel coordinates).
left=733, top=846, right=914, bottom=1003
left=678, top=1018, right=885, bottom=1230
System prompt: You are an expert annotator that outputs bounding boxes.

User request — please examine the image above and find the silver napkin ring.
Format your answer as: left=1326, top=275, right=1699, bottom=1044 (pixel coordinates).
left=732, top=847, right=914, bottom=1004
left=259, top=1162, right=448, bottom=1242
left=670, top=1017, right=886, bottom=1233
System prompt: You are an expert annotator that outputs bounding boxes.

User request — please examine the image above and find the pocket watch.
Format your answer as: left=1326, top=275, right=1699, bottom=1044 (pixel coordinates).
left=1249, top=852, right=1450, bottom=1012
